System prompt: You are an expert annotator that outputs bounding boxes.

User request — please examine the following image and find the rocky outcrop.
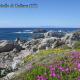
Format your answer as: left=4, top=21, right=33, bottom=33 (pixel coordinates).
left=20, top=32, right=79, bottom=51
left=14, top=44, right=24, bottom=52
left=38, top=37, right=58, bottom=50
left=44, top=31, right=66, bottom=38
left=0, top=30, right=80, bottom=79
left=0, top=67, right=12, bottom=78
left=0, top=40, right=14, bottom=53
left=0, top=40, right=23, bottom=53
left=61, top=33, right=75, bottom=48
left=71, top=31, right=80, bottom=40
left=32, top=33, right=44, bottom=39
left=33, top=28, right=47, bottom=33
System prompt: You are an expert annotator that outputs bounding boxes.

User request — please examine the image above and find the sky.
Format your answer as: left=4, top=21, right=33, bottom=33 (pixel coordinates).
left=0, top=0, right=80, bottom=28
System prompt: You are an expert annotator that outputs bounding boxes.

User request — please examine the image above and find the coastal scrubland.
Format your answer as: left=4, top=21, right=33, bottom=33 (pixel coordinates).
left=11, top=47, right=80, bottom=80
left=0, top=29, right=80, bottom=80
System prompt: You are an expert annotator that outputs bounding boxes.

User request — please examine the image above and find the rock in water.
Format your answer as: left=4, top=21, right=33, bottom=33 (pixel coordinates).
left=0, top=40, right=14, bottom=53
left=33, top=28, right=47, bottom=33
left=32, top=33, right=44, bottom=39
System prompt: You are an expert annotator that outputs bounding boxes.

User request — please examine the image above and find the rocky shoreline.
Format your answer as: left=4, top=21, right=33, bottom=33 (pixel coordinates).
left=0, top=29, right=80, bottom=80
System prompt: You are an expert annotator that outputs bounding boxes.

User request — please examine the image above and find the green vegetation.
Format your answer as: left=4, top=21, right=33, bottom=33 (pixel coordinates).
left=11, top=50, right=80, bottom=80
left=23, top=48, right=71, bottom=64
left=74, top=41, right=80, bottom=49
left=11, top=43, right=80, bottom=80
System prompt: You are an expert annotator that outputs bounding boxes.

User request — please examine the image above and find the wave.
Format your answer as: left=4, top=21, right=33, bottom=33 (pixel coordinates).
left=58, top=30, right=62, bottom=32
left=13, top=31, right=33, bottom=34
left=24, top=30, right=31, bottom=32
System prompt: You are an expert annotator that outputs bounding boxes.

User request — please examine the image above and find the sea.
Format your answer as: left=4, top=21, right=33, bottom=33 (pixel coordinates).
left=0, top=28, right=79, bottom=41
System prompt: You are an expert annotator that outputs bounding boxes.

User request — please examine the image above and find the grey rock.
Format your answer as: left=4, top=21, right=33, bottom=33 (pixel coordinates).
left=0, top=40, right=14, bottom=53
left=33, top=28, right=47, bottom=33
left=44, top=31, right=66, bottom=38
left=71, top=31, right=80, bottom=40
left=0, top=67, right=12, bottom=78
left=14, top=44, right=23, bottom=52
left=32, top=33, right=44, bottom=39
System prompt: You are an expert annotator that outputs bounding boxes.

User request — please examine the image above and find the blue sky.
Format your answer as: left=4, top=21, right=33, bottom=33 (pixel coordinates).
left=0, top=0, right=80, bottom=28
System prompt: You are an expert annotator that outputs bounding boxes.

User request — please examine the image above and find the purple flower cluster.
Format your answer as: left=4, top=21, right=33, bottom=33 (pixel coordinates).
left=36, top=51, right=80, bottom=80
left=37, top=75, right=48, bottom=80
left=78, top=63, right=80, bottom=71
left=49, top=65, right=56, bottom=77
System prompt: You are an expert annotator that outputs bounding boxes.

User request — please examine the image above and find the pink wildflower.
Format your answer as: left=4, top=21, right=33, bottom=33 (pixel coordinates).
left=78, top=77, right=80, bottom=80
left=59, top=66, right=65, bottom=71
left=78, top=63, right=80, bottom=68
left=78, top=63, right=80, bottom=71
left=50, top=72, right=56, bottom=77
left=37, top=75, right=47, bottom=80
left=65, top=68, right=69, bottom=72
left=57, top=75, right=61, bottom=79
left=49, top=65, right=55, bottom=71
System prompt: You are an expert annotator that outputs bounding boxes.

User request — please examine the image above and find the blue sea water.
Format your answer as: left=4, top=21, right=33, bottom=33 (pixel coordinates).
left=0, top=28, right=79, bottom=40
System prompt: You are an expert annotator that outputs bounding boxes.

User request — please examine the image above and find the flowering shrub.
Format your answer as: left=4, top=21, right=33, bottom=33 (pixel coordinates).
left=35, top=52, right=80, bottom=80
left=11, top=51, right=80, bottom=80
